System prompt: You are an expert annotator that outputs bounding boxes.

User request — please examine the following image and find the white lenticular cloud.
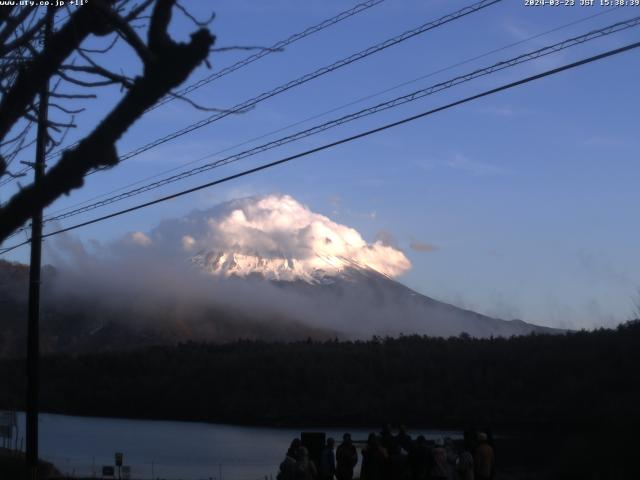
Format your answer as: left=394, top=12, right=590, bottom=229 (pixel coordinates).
left=141, top=194, right=411, bottom=281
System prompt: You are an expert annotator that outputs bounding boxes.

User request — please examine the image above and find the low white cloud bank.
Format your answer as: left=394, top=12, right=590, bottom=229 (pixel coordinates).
left=124, top=194, right=411, bottom=281
left=41, top=194, right=544, bottom=341
left=41, top=194, right=419, bottom=341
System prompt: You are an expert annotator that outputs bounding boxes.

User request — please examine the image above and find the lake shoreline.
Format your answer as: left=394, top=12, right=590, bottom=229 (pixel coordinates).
left=4, top=412, right=639, bottom=479
left=3, top=406, right=620, bottom=434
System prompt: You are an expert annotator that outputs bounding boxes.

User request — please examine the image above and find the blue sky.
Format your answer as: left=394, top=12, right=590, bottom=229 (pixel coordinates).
left=2, top=0, right=640, bottom=329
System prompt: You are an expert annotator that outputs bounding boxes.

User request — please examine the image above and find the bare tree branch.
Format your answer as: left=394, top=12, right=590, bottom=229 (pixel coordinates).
left=0, top=12, right=49, bottom=56
left=0, top=7, right=33, bottom=47
left=0, top=6, right=16, bottom=28
left=124, top=0, right=156, bottom=21
left=0, top=0, right=215, bottom=243
left=165, top=90, right=252, bottom=113
left=79, top=33, right=119, bottom=54
left=49, top=103, right=86, bottom=115
left=50, top=92, right=98, bottom=100
left=0, top=5, right=100, bottom=142
left=73, top=50, right=135, bottom=87
left=23, top=112, right=76, bottom=132
left=57, top=69, right=119, bottom=88
left=109, top=14, right=154, bottom=64
left=175, top=2, right=215, bottom=28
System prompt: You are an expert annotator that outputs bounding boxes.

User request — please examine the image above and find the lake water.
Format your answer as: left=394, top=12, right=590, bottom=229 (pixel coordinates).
left=13, top=412, right=460, bottom=480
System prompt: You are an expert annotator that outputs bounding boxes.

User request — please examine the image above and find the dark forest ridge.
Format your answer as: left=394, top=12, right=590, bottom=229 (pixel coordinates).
left=0, top=322, right=638, bottom=429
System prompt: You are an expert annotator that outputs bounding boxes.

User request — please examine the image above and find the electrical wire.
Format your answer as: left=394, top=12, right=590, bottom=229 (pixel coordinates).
left=87, top=0, right=503, bottom=173
left=150, top=0, right=388, bottom=111
left=34, top=15, right=640, bottom=226
left=2, top=39, right=638, bottom=255
left=40, top=5, right=624, bottom=220
left=0, top=0, right=504, bottom=205
left=2, top=0, right=502, bottom=235
left=1, top=0, right=387, bottom=185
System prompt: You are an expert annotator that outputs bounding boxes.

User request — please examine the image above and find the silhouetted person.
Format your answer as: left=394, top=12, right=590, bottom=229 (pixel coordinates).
left=336, top=433, right=358, bottom=480
left=408, top=434, right=429, bottom=480
left=361, top=433, right=388, bottom=480
left=319, top=437, right=336, bottom=480
left=379, top=425, right=397, bottom=479
left=444, top=437, right=458, bottom=473
left=431, top=438, right=451, bottom=479
left=396, top=425, right=413, bottom=453
left=380, top=424, right=398, bottom=454
left=296, top=446, right=318, bottom=480
left=386, top=426, right=410, bottom=479
left=288, top=438, right=302, bottom=458
left=455, top=440, right=474, bottom=480
left=278, top=439, right=300, bottom=480
left=473, top=433, right=494, bottom=480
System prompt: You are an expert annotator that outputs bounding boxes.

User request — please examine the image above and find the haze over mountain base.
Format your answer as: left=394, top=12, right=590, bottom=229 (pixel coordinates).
left=0, top=195, right=560, bottom=356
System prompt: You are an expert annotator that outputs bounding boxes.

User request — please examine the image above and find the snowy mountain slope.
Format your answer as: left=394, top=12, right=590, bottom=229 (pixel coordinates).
left=189, top=248, right=560, bottom=338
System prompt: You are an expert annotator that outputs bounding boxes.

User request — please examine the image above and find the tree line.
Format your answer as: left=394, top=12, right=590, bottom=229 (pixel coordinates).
left=0, top=322, right=639, bottom=430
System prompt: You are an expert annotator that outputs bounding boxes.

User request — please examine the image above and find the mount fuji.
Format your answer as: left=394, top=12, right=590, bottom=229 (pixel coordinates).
left=0, top=195, right=561, bottom=356
left=190, top=247, right=559, bottom=339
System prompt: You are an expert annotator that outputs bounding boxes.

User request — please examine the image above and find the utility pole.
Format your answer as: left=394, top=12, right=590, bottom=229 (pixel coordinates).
left=26, top=8, right=52, bottom=480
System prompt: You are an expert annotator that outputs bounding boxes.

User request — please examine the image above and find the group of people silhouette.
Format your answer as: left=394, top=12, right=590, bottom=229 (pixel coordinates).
left=277, top=426, right=495, bottom=480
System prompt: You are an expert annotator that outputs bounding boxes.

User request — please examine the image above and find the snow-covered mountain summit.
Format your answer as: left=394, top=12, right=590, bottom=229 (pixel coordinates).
left=9, top=194, right=561, bottom=351
left=117, top=194, right=560, bottom=338
left=133, top=193, right=412, bottom=282
left=191, top=249, right=381, bottom=284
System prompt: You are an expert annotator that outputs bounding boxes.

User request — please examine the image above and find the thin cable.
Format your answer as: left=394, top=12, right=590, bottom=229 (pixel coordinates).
left=37, top=15, right=640, bottom=226
left=150, top=0, right=387, bottom=111
left=87, top=0, right=503, bottom=173
left=2, top=39, right=638, bottom=255
left=41, top=5, right=624, bottom=218
left=40, top=0, right=387, bottom=162
left=0, top=165, right=29, bottom=187
left=34, top=0, right=502, bottom=186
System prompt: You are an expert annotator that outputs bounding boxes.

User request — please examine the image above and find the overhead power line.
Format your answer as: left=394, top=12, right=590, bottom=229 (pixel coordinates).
left=0, top=164, right=29, bottom=187
left=2, top=39, right=638, bottom=256
left=7, top=0, right=501, bottom=187
left=1, top=0, right=502, bottom=237
left=31, top=15, right=640, bottom=228
left=2, top=12, right=633, bottom=241
left=88, top=0, right=502, bottom=173
left=0, top=0, right=387, bottom=187
left=40, top=5, right=623, bottom=221
left=150, top=0, right=387, bottom=111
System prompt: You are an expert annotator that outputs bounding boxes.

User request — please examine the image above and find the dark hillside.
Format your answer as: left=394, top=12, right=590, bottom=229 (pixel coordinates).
left=1, top=323, right=638, bottom=429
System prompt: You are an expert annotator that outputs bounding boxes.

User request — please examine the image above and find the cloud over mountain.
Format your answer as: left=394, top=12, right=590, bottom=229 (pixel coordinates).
left=124, top=194, right=411, bottom=281
left=28, top=193, right=556, bottom=347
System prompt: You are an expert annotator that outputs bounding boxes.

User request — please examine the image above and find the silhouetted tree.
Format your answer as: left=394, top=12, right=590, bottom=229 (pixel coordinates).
left=0, top=0, right=215, bottom=243
left=1, top=323, right=639, bottom=429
